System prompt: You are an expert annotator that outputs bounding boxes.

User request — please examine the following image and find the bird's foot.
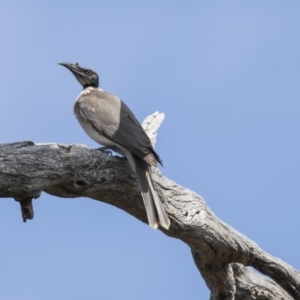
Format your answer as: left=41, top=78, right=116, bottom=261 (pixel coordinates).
left=95, top=146, right=113, bottom=156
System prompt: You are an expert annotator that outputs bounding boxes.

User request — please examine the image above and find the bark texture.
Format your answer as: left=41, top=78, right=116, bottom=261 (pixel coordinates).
left=0, top=112, right=299, bottom=300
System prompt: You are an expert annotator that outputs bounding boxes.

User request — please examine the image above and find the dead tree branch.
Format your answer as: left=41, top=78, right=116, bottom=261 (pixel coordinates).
left=0, top=112, right=299, bottom=300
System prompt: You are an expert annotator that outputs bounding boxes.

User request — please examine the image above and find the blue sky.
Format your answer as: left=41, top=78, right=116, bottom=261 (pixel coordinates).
left=1, top=1, right=300, bottom=299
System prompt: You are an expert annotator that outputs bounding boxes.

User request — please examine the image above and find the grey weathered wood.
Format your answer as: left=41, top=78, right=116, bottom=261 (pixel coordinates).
left=0, top=112, right=299, bottom=300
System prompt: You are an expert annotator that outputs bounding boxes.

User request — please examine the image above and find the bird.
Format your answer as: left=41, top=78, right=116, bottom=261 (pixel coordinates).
left=58, top=62, right=170, bottom=230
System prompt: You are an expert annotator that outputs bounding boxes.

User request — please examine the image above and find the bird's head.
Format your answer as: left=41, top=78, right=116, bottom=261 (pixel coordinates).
left=58, top=62, right=99, bottom=89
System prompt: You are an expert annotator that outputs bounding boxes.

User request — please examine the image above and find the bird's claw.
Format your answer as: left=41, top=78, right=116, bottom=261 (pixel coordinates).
left=95, top=146, right=113, bottom=156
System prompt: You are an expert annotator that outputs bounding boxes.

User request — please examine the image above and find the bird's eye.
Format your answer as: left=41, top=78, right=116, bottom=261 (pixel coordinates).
left=86, top=70, right=92, bottom=75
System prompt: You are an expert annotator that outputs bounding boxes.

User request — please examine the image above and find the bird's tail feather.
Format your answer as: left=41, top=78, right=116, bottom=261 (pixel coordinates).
left=145, top=167, right=170, bottom=229
left=127, top=153, right=170, bottom=230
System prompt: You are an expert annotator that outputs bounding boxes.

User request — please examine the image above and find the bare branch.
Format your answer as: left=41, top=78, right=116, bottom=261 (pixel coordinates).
left=141, top=111, right=165, bottom=147
left=0, top=112, right=299, bottom=299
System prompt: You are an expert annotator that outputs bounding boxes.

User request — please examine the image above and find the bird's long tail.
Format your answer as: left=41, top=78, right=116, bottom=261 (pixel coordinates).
left=126, top=153, right=170, bottom=230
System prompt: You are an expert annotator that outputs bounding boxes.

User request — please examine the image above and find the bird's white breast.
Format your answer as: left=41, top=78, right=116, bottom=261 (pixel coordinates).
left=76, top=87, right=103, bottom=101
left=74, top=87, right=126, bottom=153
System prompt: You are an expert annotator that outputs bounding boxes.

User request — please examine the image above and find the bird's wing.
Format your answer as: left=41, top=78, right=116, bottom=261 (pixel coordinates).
left=76, top=89, right=158, bottom=163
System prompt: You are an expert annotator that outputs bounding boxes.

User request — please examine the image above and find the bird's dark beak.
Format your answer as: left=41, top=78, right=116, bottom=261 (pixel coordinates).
left=58, top=62, right=85, bottom=77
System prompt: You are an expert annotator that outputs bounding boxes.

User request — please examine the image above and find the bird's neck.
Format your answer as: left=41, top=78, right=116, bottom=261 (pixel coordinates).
left=83, top=84, right=98, bottom=89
